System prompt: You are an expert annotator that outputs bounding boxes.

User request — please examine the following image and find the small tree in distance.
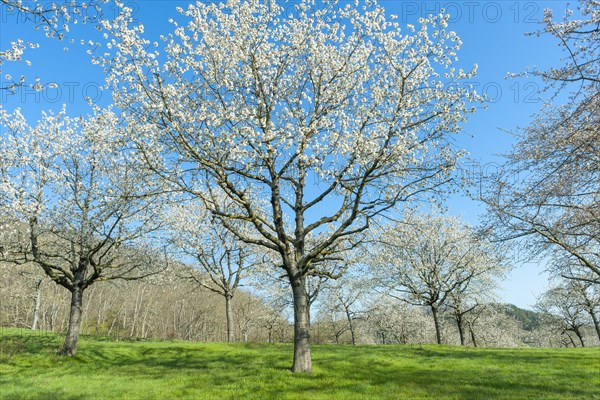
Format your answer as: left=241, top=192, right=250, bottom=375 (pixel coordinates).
left=318, top=275, right=367, bottom=345
left=371, top=212, right=507, bottom=345
left=536, top=285, right=590, bottom=347
left=98, top=0, right=480, bottom=372
left=165, top=202, right=258, bottom=342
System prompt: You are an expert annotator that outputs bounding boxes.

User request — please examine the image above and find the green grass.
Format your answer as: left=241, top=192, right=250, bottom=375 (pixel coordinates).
left=1, top=328, right=598, bottom=399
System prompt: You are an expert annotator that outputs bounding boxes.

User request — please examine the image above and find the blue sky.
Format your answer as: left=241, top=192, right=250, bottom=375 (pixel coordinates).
left=1, top=0, right=569, bottom=308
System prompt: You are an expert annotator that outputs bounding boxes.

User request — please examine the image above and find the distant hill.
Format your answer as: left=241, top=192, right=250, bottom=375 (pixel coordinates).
left=501, top=304, right=543, bottom=331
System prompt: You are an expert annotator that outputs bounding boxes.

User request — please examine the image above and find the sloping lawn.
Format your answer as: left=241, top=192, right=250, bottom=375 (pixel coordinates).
left=0, top=328, right=598, bottom=399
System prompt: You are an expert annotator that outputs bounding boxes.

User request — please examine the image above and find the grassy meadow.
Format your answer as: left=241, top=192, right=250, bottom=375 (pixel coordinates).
left=0, top=328, right=598, bottom=400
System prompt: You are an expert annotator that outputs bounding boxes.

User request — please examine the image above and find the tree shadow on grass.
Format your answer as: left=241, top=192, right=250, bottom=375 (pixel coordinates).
left=313, top=358, right=597, bottom=400
left=76, top=343, right=600, bottom=399
left=1, top=390, right=87, bottom=400
left=2, top=332, right=599, bottom=400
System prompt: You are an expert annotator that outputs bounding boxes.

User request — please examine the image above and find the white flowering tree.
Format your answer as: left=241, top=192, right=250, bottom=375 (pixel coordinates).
left=317, top=275, right=368, bottom=345
left=536, top=284, right=591, bottom=347
left=98, top=0, right=479, bottom=372
left=541, top=277, right=600, bottom=343
left=365, top=296, right=435, bottom=344
left=446, top=264, right=501, bottom=345
left=483, top=0, right=599, bottom=284
left=164, top=202, right=259, bottom=342
left=371, top=213, right=507, bottom=344
left=462, top=305, right=523, bottom=348
left=0, top=107, right=163, bottom=355
left=446, top=293, right=483, bottom=346
left=570, top=277, right=600, bottom=341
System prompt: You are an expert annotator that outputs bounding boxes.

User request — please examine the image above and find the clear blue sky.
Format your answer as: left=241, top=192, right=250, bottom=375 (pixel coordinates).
left=1, top=0, right=568, bottom=308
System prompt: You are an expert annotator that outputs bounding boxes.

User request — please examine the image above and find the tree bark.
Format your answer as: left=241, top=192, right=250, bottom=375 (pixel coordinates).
left=469, top=326, right=477, bottom=347
left=431, top=305, right=442, bottom=345
left=455, top=314, right=465, bottom=346
left=290, top=274, right=312, bottom=373
left=345, top=306, right=356, bottom=345
left=31, top=279, right=43, bottom=331
left=566, top=333, right=576, bottom=347
left=588, top=310, right=600, bottom=342
left=349, top=322, right=356, bottom=345
left=225, top=293, right=234, bottom=343
left=574, top=329, right=585, bottom=347
left=60, top=286, right=84, bottom=356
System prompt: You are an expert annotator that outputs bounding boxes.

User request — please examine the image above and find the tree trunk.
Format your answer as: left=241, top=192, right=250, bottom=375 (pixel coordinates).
left=141, top=305, right=150, bottom=339
left=95, top=288, right=105, bottom=334
left=290, top=274, right=312, bottom=373
left=431, top=305, right=442, bottom=345
left=455, top=314, right=465, bottom=346
left=469, top=327, right=477, bottom=347
left=225, top=293, right=234, bottom=343
left=49, top=298, right=58, bottom=331
left=31, top=279, right=43, bottom=331
left=60, top=286, right=84, bottom=356
left=574, top=329, right=585, bottom=347
left=589, top=310, right=600, bottom=342
left=345, top=307, right=356, bottom=345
